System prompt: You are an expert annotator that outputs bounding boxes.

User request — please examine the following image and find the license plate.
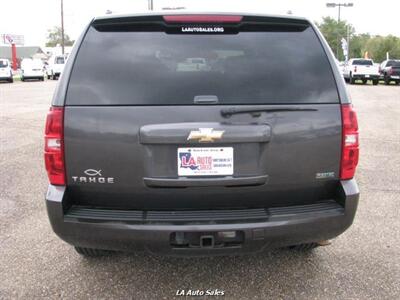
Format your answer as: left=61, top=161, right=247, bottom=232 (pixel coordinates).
left=177, top=147, right=233, bottom=176
left=392, top=75, right=399, bottom=79
left=365, top=75, right=370, bottom=78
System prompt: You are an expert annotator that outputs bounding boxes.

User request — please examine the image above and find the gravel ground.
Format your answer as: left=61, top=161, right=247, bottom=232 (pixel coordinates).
left=0, top=81, right=399, bottom=299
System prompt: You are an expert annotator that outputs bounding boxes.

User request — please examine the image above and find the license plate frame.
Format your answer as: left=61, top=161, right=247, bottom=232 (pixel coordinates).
left=177, top=147, right=234, bottom=176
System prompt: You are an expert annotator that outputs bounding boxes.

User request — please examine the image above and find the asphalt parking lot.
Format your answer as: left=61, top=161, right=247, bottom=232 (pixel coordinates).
left=0, top=80, right=399, bottom=299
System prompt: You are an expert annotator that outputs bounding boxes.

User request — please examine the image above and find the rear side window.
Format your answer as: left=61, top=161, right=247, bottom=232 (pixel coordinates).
left=352, top=60, right=373, bottom=66
left=66, top=24, right=339, bottom=105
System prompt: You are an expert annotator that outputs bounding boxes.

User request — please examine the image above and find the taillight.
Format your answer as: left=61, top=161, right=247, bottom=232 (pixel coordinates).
left=340, top=104, right=359, bottom=180
left=354, top=66, right=357, bottom=73
left=44, top=107, right=65, bottom=185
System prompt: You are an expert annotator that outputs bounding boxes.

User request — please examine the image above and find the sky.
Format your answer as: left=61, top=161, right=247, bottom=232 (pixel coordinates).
left=1, top=0, right=399, bottom=46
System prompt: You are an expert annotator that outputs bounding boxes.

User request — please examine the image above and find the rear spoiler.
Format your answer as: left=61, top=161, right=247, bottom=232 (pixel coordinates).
left=92, top=14, right=310, bottom=33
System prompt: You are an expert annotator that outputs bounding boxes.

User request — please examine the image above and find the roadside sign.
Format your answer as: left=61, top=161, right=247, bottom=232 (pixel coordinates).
left=1, top=34, right=25, bottom=45
left=341, top=38, right=348, bottom=61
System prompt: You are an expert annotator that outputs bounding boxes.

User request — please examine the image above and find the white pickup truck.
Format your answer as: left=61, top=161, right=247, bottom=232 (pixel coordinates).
left=343, top=58, right=380, bottom=85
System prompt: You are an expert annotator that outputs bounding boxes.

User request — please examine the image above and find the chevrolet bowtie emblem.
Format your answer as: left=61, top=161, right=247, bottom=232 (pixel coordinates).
left=187, top=128, right=225, bottom=143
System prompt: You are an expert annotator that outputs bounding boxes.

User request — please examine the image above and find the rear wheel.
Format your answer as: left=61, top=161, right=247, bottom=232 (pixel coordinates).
left=372, top=79, right=379, bottom=85
left=288, top=243, right=319, bottom=251
left=74, top=246, right=114, bottom=257
left=349, top=73, right=355, bottom=84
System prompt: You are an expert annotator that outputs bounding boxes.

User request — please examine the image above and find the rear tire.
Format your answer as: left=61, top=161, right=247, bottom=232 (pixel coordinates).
left=384, top=76, right=390, bottom=85
left=288, top=243, right=319, bottom=251
left=74, top=246, right=114, bottom=257
left=349, top=73, right=355, bottom=84
left=373, top=79, right=379, bottom=85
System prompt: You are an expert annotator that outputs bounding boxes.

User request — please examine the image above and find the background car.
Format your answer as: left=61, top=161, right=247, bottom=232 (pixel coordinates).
left=379, top=59, right=400, bottom=85
left=21, top=58, right=45, bottom=81
left=343, top=58, right=380, bottom=85
left=46, top=55, right=67, bottom=80
left=0, top=58, right=13, bottom=83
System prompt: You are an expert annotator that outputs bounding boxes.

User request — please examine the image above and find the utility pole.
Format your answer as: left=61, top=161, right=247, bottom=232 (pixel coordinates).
left=347, top=25, right=350, bottom=61
left=326, top=3, right=353, bottom=60
left=148, top=0, right=153, bottom=11
left=61, top=0, right=65, bottom=55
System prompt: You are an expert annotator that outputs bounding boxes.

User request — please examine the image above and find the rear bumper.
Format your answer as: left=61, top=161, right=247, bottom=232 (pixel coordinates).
left=388, top=75, right=400, bottom=80
left=22, top=75, right=44, bottom=79
left=46, top=180, right=359, bottom=256
left=352, top=74, right=379, bottom=80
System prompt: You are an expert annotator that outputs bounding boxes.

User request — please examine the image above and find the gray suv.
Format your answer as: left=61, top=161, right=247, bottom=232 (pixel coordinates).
left=44, top=13, right=360, bottom=256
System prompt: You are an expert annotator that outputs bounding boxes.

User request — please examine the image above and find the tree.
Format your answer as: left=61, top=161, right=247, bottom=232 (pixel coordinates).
left=45, top=26, right=74, bottom=47
left=317, top=17, right=400, bottom=62
left=349, top=33, right=371, bottom=58
left=364, top=35, right=400, bottom=61
left=316, top=17, right=355, bottom=61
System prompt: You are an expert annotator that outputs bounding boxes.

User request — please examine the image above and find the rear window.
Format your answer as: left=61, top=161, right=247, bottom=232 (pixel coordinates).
left=66, top=24, right=339, bottom=105
left=352, top=60, right=373, bottom=66
left=387, top=60, right=400, bottom=67
left=55, top=57, right=65, bottom=64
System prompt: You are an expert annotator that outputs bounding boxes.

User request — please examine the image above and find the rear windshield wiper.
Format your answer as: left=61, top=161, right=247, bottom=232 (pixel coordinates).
left=221, top=107, right=318, bottom=118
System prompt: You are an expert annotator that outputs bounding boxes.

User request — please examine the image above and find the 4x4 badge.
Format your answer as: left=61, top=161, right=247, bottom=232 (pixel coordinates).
left=187, top=128, right=225, bottom=143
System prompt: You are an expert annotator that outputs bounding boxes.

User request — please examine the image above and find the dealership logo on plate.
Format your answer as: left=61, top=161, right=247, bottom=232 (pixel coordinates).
left=179, top=151, right=211, bottom=171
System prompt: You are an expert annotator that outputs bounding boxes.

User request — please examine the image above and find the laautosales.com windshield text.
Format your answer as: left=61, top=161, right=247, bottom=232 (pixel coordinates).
left=181, top=27, right=224, bottom=32
left=176, top=289, right=225, bottom=296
